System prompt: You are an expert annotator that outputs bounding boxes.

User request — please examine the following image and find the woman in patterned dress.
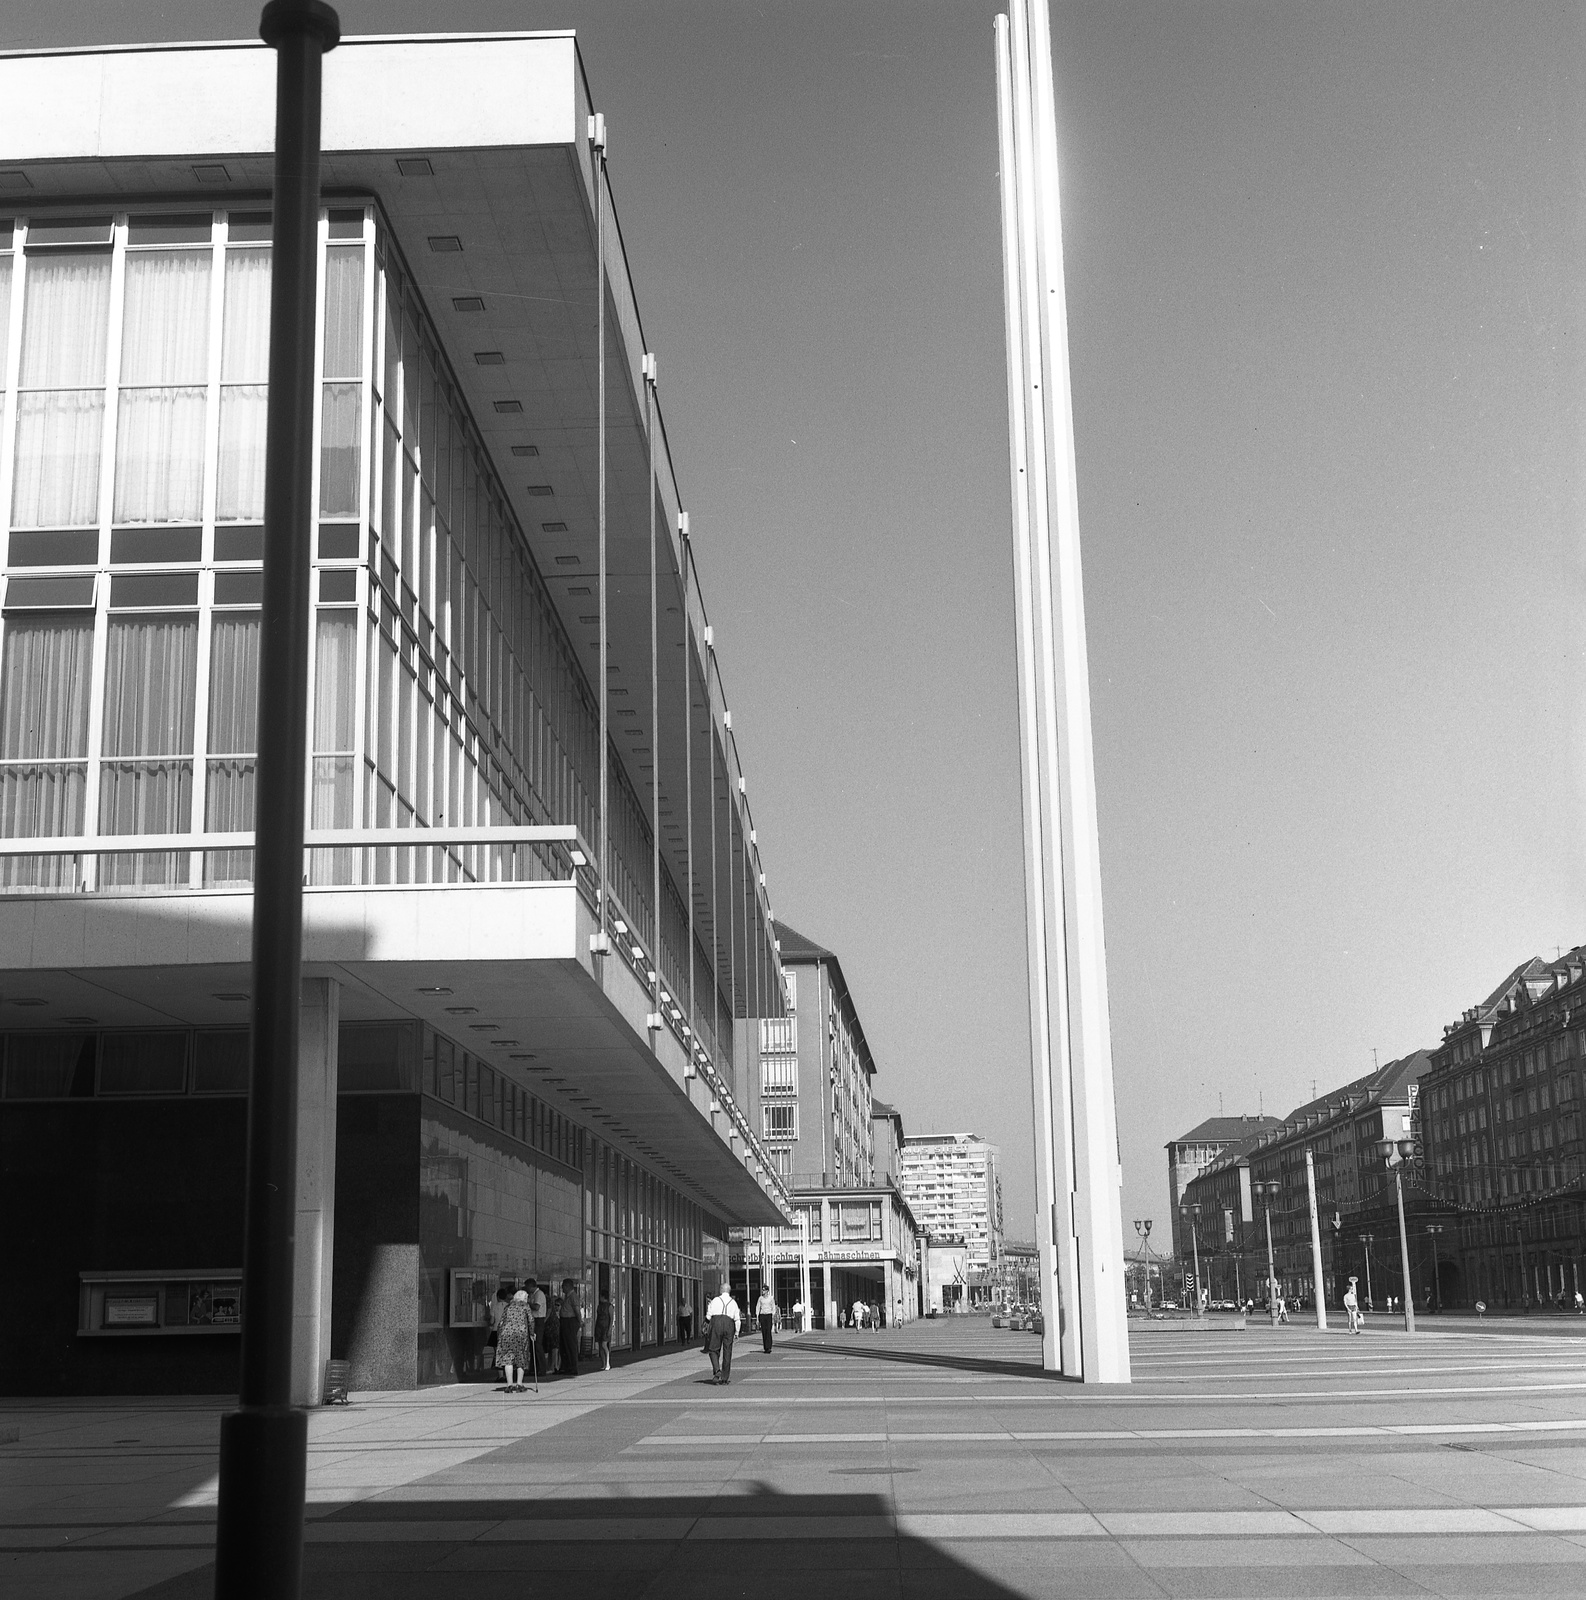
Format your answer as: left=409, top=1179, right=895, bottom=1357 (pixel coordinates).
left=496, top=1289, right=532, bottom=1393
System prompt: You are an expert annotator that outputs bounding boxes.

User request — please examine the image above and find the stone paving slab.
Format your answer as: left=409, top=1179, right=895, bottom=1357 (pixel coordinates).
left=6, top=1320, right=1586, bottom=1597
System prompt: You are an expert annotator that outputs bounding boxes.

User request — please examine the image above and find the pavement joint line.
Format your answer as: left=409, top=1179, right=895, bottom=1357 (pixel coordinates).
left=627, top=1418, right=1586, bottom=1443
left=8, top=1506, right=1586, bottom=1549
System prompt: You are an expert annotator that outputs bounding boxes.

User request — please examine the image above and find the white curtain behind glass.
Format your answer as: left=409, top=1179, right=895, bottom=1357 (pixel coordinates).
left=99, top=615, right=198, bottom=885
left=309, top=610, right=357, bottom=885
left=320, top=246, right=364, bottom=517
left=0, top=616, right=93, bottom=884
left=114, top=250, right=211, bottom=523
left=206, top=612, right=259, bottom=884
left=218, top=248, right=270, bottom=520
left=12, top=251, right=112, bottom=527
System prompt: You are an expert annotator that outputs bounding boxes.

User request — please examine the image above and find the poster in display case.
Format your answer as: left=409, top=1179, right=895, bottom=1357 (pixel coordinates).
left=448, top=1267, right=497, bottom=1328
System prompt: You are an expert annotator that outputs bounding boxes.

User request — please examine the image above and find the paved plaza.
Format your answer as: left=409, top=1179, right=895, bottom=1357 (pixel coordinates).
left=7, top=1316, right=1586, bottom=1598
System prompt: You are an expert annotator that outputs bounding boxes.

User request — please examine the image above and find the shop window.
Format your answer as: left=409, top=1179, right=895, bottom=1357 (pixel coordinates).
left=99, top=1030, right=187, bottom=1094
left=79, top=1271, right=241, bottom=1336
left=1, top=1032, right=96, bottom=1098
left=193, top=1029, right=248, bottom=1094
left=339, top=1021, right=418, bottom=1091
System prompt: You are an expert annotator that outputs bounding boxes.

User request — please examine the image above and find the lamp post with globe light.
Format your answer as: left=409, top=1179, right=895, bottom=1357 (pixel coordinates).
left=1133, top=1219, right=1156, bottom=1311
left=1253, top=1180, right=1281, bottom=1326
left=1179, top=1203, right=1204, bottom=1316
left=1378, top=1137, right=1417, bottom=1333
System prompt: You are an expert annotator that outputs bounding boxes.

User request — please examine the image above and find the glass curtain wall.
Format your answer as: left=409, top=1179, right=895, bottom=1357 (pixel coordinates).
left=0, top=209, right=679, bottom=942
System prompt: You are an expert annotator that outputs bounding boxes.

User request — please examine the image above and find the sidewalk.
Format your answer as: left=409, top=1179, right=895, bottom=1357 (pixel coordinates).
left=6, top=1320, right=1586, bottom=1598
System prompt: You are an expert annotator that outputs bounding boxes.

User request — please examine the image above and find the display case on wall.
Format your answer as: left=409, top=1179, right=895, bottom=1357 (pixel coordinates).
left=78, top=1270, right=242, bottom=1336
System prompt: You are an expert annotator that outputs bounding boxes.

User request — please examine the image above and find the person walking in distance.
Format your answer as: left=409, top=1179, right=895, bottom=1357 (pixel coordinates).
left=558, top=1278, right=582, bottom=1378
left=755, top=1282, right=778, bottom=1353
left=706, top=1285, right=741, bottom=1385
left=525, top=1277, right=547, bottom=1369
left=593, top=1290, right=613, bottom=1371
left=495, top=1289, right=532, bottom=1393
left=1343, top=1276, right=1362, bottom=1335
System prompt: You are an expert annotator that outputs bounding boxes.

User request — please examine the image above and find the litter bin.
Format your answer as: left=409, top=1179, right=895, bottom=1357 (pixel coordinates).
left=323, top=1359, right=352, bottom=1405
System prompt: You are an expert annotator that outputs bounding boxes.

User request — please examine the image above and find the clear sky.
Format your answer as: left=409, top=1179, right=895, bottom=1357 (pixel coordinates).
left=12, top=1, right=1583, bottom=1246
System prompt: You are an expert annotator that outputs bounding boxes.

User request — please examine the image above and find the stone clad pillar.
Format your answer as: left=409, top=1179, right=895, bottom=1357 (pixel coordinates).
left=291, top=977, right=340, bottom=1405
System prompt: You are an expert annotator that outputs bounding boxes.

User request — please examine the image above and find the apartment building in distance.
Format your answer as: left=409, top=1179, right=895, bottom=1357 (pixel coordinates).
left=1183, top=1053, right=1441, bottom=1308
left=898, top=1132, right=1004, bottom=1282
left=1165, top=1115, right=1279, bottom=1263
left=1423, top=947, right=1586, bottom=1309
left=728, top=923, right=921, bottom=1325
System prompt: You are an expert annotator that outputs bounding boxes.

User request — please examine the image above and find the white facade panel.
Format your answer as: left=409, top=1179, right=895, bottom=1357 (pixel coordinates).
left=0, top=36, right=578, bottom=163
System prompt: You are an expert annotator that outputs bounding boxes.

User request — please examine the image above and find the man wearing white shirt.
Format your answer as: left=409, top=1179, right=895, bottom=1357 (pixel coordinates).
left=706, top=1288, right=741, bottom=1385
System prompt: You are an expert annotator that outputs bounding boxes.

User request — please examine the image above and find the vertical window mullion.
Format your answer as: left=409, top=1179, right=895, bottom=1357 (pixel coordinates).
left=304, top=207, right=328, bottom=846
left=190, top=212, right=227, bottom=886
left=80, top=220, right=127, bottom=875
left=0, top=225, right=28, bottom=570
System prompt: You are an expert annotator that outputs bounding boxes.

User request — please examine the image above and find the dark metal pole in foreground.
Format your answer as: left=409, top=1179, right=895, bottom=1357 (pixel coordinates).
left=214, top=6, right=339, bottom=1597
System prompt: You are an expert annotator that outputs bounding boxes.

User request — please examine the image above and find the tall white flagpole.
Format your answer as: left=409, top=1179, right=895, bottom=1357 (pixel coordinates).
left=995, top=0, right=1130, bottom=1383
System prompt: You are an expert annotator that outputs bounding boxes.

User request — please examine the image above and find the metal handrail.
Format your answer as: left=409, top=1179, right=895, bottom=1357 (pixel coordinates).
left=0, top=824, right=590, bottom=859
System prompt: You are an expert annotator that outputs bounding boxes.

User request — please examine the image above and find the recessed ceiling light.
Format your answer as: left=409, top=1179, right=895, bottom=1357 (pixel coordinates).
left=397, top=156, right=434, bottom=177
left=542, top=520, right=568, bottom=532
left=569, top=585, right=591, bottom=595
left=526, top=484, right=553, bottom=497
left=62, top=1016, right=96, bottom=1025
left=415, top=985, right=452, bottom=995
left=445, top=1006, right=478, bottom=1015
left=0, top=169, right=31, bottom=189
left=509, top=1052, right=537, bottom=1060
left=554, top=554, right=579, bottom=565
left=493, top=399, right=522, bottom=414
left=474, top=350, right=505, bottom=366
left=510, top=444, right=539, bottom=457
left=452, top=295, right=484, bottom=312
left=193, top=163, right=230, bottom=183
left=428, top=234, right=463, bottom=252
left=11, top=998, right=45, bottom=1007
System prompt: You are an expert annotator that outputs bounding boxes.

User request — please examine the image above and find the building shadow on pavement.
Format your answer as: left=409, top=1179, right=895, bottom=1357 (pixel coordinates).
left=127, top=1488, right=1032, bottom=1600
left=796, top=1336, right=1063, bottom=1382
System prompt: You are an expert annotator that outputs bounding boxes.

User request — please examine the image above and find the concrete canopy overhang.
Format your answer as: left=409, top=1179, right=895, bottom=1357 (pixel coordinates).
left=3, top=881, right=787, bottom=1227
left=0, top=30, right=779, bottom=1018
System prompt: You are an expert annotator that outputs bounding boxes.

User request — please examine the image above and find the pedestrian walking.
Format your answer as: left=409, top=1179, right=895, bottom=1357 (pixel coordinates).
left=853, top=1297, right=866, bottom=1330
left=1275, top=1294, right=1288, bottom=1324
left=593, top=1292, right=613, bottom=1370
left=678, top=1291, right=695, bottom=1346
left=544, top=1285, right=562, bottom=1373
left=558, top=1278, right=582, bottom=1377
left=487, top=1283, right=511, bottom=1376
left=1575, top=1290, right=1583, bottom=1315
left=755, top=1284, right=778, bottom=1353
left=706, top=1287, right=741, bottom=1384
left=525, top=1276, right=547, bottom=1358
left=496, top=1289, right=532, bottom=1393
left=1343, top=1277, right=1361, bottom=1335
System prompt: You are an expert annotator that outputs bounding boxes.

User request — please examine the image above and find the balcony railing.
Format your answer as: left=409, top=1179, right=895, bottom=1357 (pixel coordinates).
left=0, top=824, right=592, bottom=895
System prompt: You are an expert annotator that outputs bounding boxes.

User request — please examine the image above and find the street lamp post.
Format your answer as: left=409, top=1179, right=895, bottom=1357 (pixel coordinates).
left=1360, top=1233, right=1375, bottom=1309
left=1378, top=1138, right=1417, bottom=1334
left=1254, top=1181, right=1281, bottom=1327
left=1133, top=1219, right=1156, bottom=1310
left=212, top=7, right=340, bottom=1600
left=1425, top=1223, right=1444, bottom=1313
left=1180, top=1204, right=1203, bottom=1317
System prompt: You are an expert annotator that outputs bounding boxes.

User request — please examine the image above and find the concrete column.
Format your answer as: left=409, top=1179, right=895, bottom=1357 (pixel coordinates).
left=291, top=976, right=340, bottom=1406
left=822, top=1260, right=832, bottom=1329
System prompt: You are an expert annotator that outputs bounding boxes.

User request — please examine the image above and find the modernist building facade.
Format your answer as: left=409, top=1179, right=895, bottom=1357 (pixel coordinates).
left=1422, top=948, right=1586, bottom=1308
left=727, top=922, right=921, bottom=1325
left=0, top=33, right=797, bottom=1395
left=898, top=1132, right=1003, bottom=1282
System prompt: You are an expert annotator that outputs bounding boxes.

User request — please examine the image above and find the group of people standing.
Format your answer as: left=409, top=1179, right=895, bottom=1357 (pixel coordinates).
left=490, top=1277, right=613, bottom=1393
